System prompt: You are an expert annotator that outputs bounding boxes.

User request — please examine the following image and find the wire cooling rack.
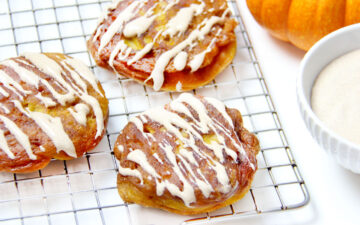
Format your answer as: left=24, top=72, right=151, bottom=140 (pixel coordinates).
left=0, top=0, right=309, bottom=224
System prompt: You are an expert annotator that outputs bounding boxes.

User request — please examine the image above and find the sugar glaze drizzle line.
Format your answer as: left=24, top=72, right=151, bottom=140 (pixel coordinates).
left=97, top=0, right=145, bottom=54
left=0, top=103, right=10, bottom=114
left=146, top=7, right=230, bottom=90
left=12, top=100, right=77, bottom=158
left=0, top=53, right=105, bottom=160
left=0, top=115, right=36, bottom=160
left=95, top=0, right=231, bottom=90
left=21, top=53, right=105, bottom=138
left=117, top=93, right=254, bottom=206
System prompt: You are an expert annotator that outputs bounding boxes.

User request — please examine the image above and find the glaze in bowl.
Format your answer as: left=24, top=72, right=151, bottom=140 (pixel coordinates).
left=297, top=23, right=360, bottom=173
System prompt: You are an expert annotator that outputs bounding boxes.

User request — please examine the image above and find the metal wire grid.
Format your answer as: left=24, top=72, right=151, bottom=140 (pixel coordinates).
left=0, top=0, right=309, bottom=224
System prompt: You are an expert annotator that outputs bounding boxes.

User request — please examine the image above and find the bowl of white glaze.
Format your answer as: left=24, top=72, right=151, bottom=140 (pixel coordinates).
left=297, top=23, right=360, bottom=173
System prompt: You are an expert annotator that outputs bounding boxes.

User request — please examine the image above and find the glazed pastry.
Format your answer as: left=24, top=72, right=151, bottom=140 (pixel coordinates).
left=87, top=0, right=237, bottom=91
left=0, top=53, right=109, bottom=173
left=114, top=93, right=259, bottom=215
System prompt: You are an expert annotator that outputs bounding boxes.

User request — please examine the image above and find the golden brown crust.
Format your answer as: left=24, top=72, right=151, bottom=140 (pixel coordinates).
left=0, top=53, right=109, bottom=173
left=111, top=41, right=236, bottom=91
left=87, top=0, right=237, bottom=91
left=114, top=95, right=259, bottom=215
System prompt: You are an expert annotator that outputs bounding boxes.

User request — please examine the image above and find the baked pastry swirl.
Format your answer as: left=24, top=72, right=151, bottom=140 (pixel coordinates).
left=114, top=93, right=259, bottom=215
left=87, top=0, right=237, bottom=91
left=0, top=53, right=108, bottom=173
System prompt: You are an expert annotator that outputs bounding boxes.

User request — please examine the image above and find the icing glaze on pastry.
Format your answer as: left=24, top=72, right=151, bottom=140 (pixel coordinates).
left=0, top=53, right=106, bottom=161
left=115, top=93, right=257, bottom=207
left=89, top=0, right=237, bottom=91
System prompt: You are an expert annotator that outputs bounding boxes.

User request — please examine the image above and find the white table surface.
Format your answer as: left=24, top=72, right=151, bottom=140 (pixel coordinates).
left=223, top=1, right=360, bottom=225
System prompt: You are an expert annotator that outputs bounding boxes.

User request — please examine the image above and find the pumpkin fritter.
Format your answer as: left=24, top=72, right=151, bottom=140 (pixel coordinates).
left=114, top=94, right=259, bottom=215
left=88, top=0, right=237, bottom=91
left=0, top=53, right=108, bottom=173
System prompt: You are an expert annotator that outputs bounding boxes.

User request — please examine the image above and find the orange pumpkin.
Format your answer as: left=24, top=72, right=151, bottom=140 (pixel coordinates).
left=246, top=0, right=360, bottom=51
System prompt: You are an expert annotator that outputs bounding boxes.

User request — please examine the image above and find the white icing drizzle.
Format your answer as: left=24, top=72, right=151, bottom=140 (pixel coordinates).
left=205, top=96, right=233, bottom=127
left=118, top=145, right=124, bottom=152
left=173, top=93, right=243, bottom=162
left=118, top=164, right=144, bottom=184
left=0, top=129, right=15, bottom=159
left=127, top=150, right=160, bottom=178
left=0, top=87, right=9, bottom=97
left=188, top=49, right=208, bottom=72
left=178, top=154, right=213, bottom=198
left=21, top=53, right=76, bottom=105
left=0, top=70, right=31, bottom=99
left=0, top=115, right=36, bottom=160
left=20, top=60, right=75, bottom=105
left=63, top=58, right=103, bottom=96
left=213, top=160, right=231, bottom=193
left=171, top=93, right=212, bottom=133
left=198, top=9, right=230, bottom=41
left=29, top=111, right=77, bottom=158
left=93, top=0, right=128, bottom=40
left=2, top=60, right=40, bottom=88
left=13, top=100, right=77, bottom=158
left=118, top=94, right=254, bottom=206
left=127, top=30, right=162, bottom=66
left=127, top=42, right=153, bottom=65
left=173, top=51, right=188, bottom=71
left=145, top=9, right=231, bottom=90
left=0, top=53, right=105, bottom=160
left=163, top=0, right=179, bottom=12
left=152, top=152, right=163, bottom=164
left=159, top=144, right=196, bottom=206
left=109, top=40, right=129, bottom=68
left=22, top=53, right=63, bottom=84
left=124, top=48, right=133, bottom=59
left=179, top=148, right=198, bottom=166
left=188, top=29, right=221, bottom=72
left=110, top=0, right=124, bottom=10
left=98, top=0, right=143, bottom=54
left=98, top=0, right=232, bottom=91
left=150, top=153, right=194, bottom=205
left=130, top=116, right=144, bottom=131
left=20, top=53, right=105, bottom=138
left=79, top=94, right=104, bottom=138
left=175, top=81, right=182, bottom=92
left=0, top=103, right=10, bottom=114
left=195, top=173, right=214, bottom=198
left=123, top=15, right=156, bottom=38
left=163, top=3, right=205, bottom=38
left=112, top=28, right=162, bottom=67
left=39, top=145, right=46, bottom=152
left=93, top=24, right=103, bottom=41
left=97, top=2, right=118, bottom=26
left=35, top=93, right=57, bottom=107
left=2, top=58, right=74, bottom=108
left=68, top=103, right=90, bottom=126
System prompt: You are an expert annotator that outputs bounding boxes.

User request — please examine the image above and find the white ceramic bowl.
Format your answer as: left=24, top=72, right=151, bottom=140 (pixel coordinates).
left=297, top=23, right=360, bottom=173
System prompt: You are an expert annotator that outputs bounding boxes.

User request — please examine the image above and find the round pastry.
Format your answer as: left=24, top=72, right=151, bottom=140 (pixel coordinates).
left=114, top=93, right=259, bottom=215
left=87, top=0, right=237, bottom=91
left=0, top=52, right=109, bottom=173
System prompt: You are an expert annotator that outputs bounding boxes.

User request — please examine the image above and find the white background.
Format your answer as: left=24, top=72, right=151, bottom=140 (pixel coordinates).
left=230, top=1, right=360, bottom=225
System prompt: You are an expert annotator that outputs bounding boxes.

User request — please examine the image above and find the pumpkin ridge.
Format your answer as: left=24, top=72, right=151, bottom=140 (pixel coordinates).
left=247, top=0, right=360, bottom=51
